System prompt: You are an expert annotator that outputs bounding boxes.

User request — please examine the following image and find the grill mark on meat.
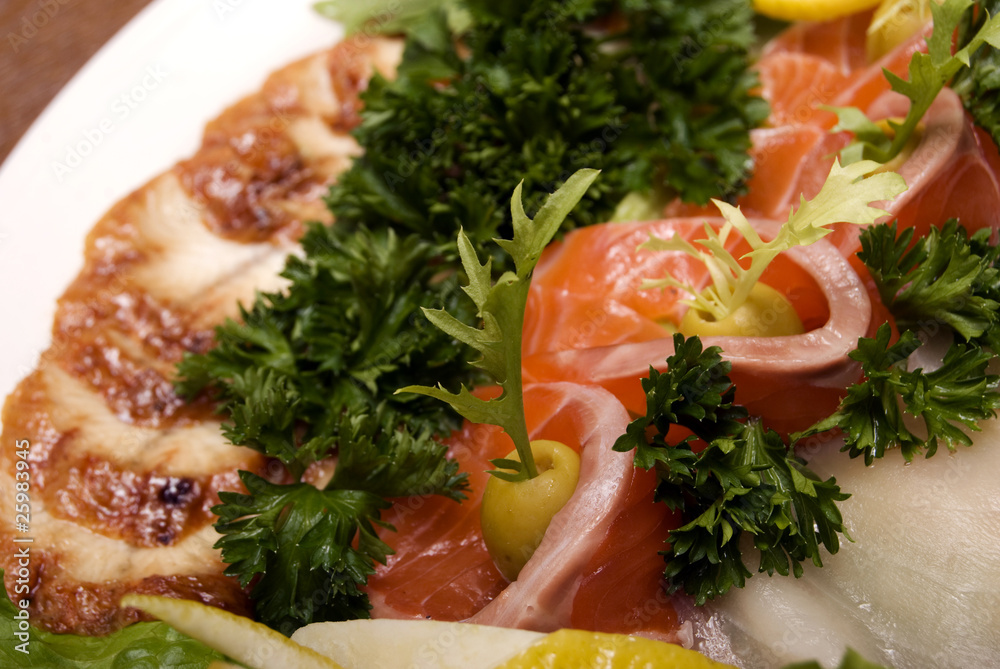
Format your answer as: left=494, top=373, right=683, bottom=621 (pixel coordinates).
left=0, top=35, right=404, bottom=634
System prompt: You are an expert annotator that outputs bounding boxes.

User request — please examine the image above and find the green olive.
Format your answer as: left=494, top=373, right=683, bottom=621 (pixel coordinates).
left=679, top=282, right=804, bottom=338
left=480, top=440, right=581, bottom=582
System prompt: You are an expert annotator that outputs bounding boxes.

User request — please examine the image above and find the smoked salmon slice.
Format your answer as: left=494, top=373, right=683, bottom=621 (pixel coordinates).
left=366, top=382, right=686, bottom=641
left=521, top=218, right=873, bottom=434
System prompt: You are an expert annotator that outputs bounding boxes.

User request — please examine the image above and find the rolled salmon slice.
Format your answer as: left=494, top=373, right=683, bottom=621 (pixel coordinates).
left=366, top=382, right=686, bottom=641
left=522, top=218, right=872, bottom=434
left=826, top=88, right=1000, bottom=256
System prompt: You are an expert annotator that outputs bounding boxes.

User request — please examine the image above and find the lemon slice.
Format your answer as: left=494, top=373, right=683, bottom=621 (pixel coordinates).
left=292, top=619, right=546, bottom=668
left=866, top=0, right=937, bottom=61
left=754, top=0, right=883, bottom=22
left=496, top=629, right=737, bottom=669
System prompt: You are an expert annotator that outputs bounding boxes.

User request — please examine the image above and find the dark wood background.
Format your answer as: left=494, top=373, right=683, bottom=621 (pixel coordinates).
left=0, top=0, right=154, bottom=166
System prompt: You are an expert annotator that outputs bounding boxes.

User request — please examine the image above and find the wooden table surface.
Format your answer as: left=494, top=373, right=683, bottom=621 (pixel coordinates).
left=0, top=0, right=154, bottom=166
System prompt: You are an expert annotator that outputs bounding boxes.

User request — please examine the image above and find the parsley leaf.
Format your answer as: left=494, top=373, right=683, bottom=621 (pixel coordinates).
left=953, top=0, right=1000, bottom=148
left=801, top=322, right=1000, bottom=466
left=613, top=334, right=849, bottom=604
left=214, top=473, right=390, bottom=632
left=177, top=223, right=480, bottom=477
left=858, top=219, right=1000, bottom=350
left=798, top=220, right=1000, bottom=465
left=330, top=406, right=468, bottom=500
left=177, top=222, right=474, bottom=632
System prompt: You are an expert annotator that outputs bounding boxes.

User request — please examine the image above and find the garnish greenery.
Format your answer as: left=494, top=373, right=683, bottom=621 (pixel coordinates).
left=858, top=219, right=1000, bottom=350
left=795, top=220, right=1000, bottom=465
left=797, top=324, right=1000, bottom=465
left=640, top=159, right=906, bottom=321
left=324, top=0, right=768, bottom=255
left=831, top=0, right=1000, bottom=165
left=179, top=0, right=767, bottom=631
left=399, top=169, right=600, bottom=482
left=0, top=570, right=225, bottom=668
left=612, top=334, right=849, bottom=604
left=954, top=0, right=1000, bottom=148
left=177, top=223, right=471, bottom=632
left=177, top=223, right=480, bottom=462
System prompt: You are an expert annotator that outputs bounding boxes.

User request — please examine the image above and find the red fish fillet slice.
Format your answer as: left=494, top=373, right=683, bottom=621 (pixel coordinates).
left=757, top=53, right=851, bottom=128
left=570, top=465, right=683, bottom=639
left=745, top=15, right=931, bottom=221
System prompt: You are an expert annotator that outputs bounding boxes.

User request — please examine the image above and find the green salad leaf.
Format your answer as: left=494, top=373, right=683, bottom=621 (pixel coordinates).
left=0, top=570, right=225, bottom=668
left=314, top=0, right=472, bottom=36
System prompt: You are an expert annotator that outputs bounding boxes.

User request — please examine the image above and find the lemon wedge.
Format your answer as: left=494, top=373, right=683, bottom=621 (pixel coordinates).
left=754, top=0, right=883, bottom=21
left=495, top=629, right=736, bottom=669
left=120, top=594, right=345, bottom=669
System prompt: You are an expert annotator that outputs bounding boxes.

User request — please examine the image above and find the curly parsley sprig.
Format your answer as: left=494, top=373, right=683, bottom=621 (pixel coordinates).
left=953, top=0, right=1000, bottom=148
left=798, top=324, right=1000, bottom=465
left=795, top=220, right=1000, bottom=465
left=613, top=334, right=849, bottom=604
left=859, top=219, right=1000, bottom=350
left=324, top=0, right=767, bottom=254
left=176, top=223, right=474, bottom=632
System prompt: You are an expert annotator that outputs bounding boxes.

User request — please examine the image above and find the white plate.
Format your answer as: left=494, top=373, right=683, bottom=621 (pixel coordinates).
left=0, top=0, right=344, bottom=428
